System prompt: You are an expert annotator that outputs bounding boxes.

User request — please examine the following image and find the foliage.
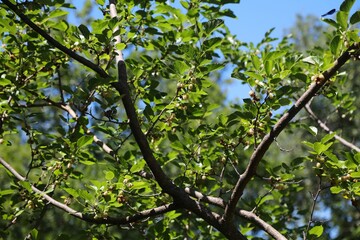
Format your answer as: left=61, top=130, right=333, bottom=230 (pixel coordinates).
left=0, top=0, right=359, bottom=239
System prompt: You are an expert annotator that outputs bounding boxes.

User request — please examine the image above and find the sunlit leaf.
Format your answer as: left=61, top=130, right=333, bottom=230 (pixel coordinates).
left=309, top=225, right=323, bottom=237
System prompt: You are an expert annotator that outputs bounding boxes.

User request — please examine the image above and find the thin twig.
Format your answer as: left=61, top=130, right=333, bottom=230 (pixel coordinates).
left=305, top=103, right=360, bottom=152
left=303, top=177, right=323, bottom=239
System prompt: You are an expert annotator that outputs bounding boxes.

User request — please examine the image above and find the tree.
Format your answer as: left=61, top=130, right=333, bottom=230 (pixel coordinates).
left=0, top=0, right=359, bottom=239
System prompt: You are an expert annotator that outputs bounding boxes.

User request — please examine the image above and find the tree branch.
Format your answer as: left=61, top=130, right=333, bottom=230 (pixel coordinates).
left=108, top=2, right=245, bottom=239
left=184, top=187, right=287, bottom=240
left=305, top=103, right=360, bottom=152
left=2, top=0, right=108, bottom=78
left=222, top=43, right=360, bottom=224
left=0, top=157, right=179, bottom=225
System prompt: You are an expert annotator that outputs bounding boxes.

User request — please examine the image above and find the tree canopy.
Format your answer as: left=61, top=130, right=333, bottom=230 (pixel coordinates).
left=0, top=0, right=359, bottom=239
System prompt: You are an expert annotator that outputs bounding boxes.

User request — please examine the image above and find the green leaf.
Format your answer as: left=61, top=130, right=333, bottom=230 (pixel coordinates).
left=244, top=71, right=263, bottom=80
left=104, top=170, right=115, bottom=180
left=78, top=24, right=90, bottom=40
left=0, top=79, right=12, bottom=86
left=330, top=35, right=341, bottom=55
left=330, top=186, right=343, bottom=194
left=30, top=229, right=38, bottom=240
left=63, top=188, right=79, bottom=197
left=43, top=9, right=68, bottom=22
left=350, top=172, right=360, bottom=178
left=130, top=159, right=146, bottom=173
left=256, top=195, right=274, bottom=207
left=203, top=19, right=224, bottom=35
left=278, top=98, right=291, bottom=106
left=251, top=54, right=261, bottom=70
left=96, top=0, right=105, bottom=5
left=322, top=18, right=339, bottom=28
left=77, top=135, right=93, bottom=149
left=203, top=37, right=223, bottom=50
left=314, top=142, right=333, bottom=154
left=320, top=132, right=336, bottom=144
left=340, top=0, right=355, bottom=13
left=264, top=60, right=273, bottom=76
left=0, top=189, right=14, bottom=196
left=336, top=11, right=349, bottom=29
left=309, top=225, right=323, bottom=237
left=308, top=126, right=318, bottom=136
left=302, top=56, right=318, bottom=65
left=264, top=50, right=286, bottom=61
left=350, top=11, right=360, bottom=24
left=19, top=181, right=32, bottom=192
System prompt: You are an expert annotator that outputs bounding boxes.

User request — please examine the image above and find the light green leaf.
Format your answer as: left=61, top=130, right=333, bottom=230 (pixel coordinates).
left=350, top=172, right=360, bottom=178
left=63, top=188, right=79, bottom=197
left=330, top=186, right=343, bottom=194
left=96, top=0, right=105, bottom=5
left=302, top=56, right=319, bottom=65
left=244, top=71, right=263, bottom=80
left=257, top=195, right=274, bottom=207
left=251, top=54, right=261, bottom=70
left=336, top=11, right=349, bottom=29
left=0, top=189, right=14, bottom=196
left=130, top=159, right=146, bottom=173
left=174, top=61, right=189, bottom=75
left=104, top=170, right=115, bottom=180
left=309, top=225, right=323, bottom=237
left=314, top=142, right=333, bottom=154
left=19, top=181, right=32, bottom=192
left=321, top=132, right=336, bottom=144
left=264, top=60, right=273, bottom=76
left=77, top=136, right=93, bottom=149
left=43, top=9, right=68, bottom=23
left=0, top=79, right=12, bottom=86
left=265, top=50, right=286, bottom=61
left=30, top=229, right=38, bottom=240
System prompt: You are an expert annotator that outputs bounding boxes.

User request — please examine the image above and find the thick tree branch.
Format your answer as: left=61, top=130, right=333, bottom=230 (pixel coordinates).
left=2, top=0, right=109, bottom=78
left=184, top=187, right=287, bottom=240
left=0, top=157, right=178, bottom=225
left=222, top=43, right=360, bottom=224
left=305, top=103, right=360, bottom=152
left=109, top=2, right=245, bottom=239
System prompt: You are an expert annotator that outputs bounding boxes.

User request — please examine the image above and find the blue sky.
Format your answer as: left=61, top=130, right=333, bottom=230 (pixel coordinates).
left=222, top=0, right=360, bottom=102
left=226, top=0, right=358, bottom=43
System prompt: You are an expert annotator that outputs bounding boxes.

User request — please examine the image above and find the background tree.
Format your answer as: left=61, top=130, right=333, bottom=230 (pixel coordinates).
left=0, top=0, right=359, bottom=239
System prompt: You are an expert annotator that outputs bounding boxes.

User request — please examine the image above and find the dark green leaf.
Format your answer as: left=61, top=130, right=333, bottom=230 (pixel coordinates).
left=203, top=19, right=224, bottom=35
left=350, top=11, right=360, bottom=24
left=340, top=0, right=355, bottom=13
left=78, top=24, right=90, bottom=39
left=330, top=35, right=341, bottom=55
